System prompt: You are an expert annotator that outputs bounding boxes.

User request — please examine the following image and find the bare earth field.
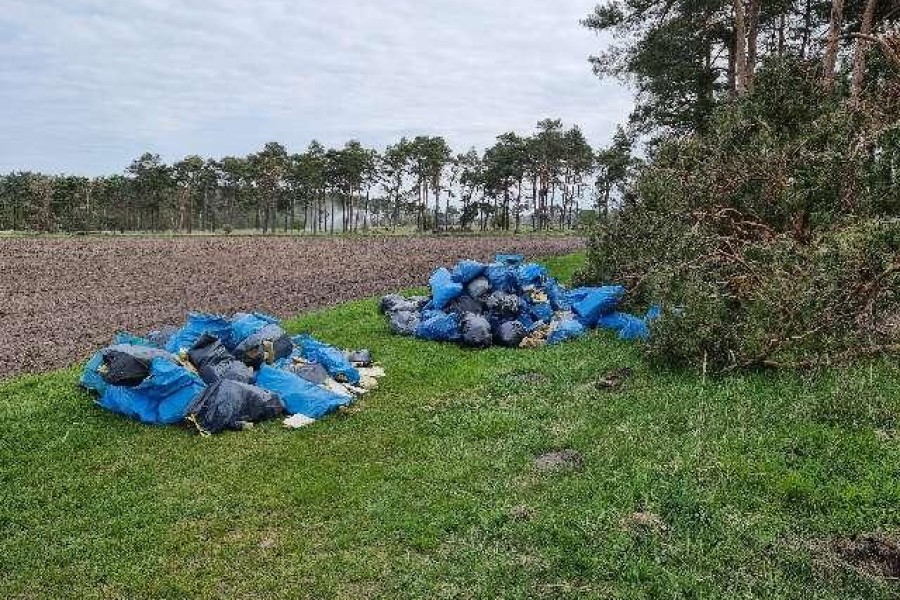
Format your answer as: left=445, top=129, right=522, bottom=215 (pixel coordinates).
left=0, top=234, right=583, bottom=378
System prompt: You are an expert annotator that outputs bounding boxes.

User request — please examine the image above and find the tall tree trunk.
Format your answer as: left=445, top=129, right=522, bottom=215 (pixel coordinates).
left=733, top=0, right=750, bottom=95
left=746, top=0, right=762, bottom=89
left=822, top=0, right=846, bottom=90
left=850, top=0, right=879, bottom=103
left=778, top=13, right=785, bottom=56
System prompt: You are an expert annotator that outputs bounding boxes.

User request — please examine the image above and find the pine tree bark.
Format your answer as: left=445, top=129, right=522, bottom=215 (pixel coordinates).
left=822, top=0, right=846, bottom=90
left=746, top=0, right=762, bottom=89
left=850, top=0, right=879, bottom=103
left=733, top=0, right=750, bottom=95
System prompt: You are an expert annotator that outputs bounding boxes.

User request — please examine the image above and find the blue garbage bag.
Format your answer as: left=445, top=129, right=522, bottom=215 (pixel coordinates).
left=645, top=304, right=662, bottom=322
left=429, top=267, right=463, bottom=310
left=517, top=263, right=547, bottom=287
left=415, top=311, right=461, bottom=342
left=114, top=331, right=158, bottom=347
left=571, top=286, right=624, bottom=327
left=97, top=358, right=206, bottom=425
left=530, top=302, right=554, bottom=323
left=255, top=365, right=351, bottom=418
left=451, top=260, right=485, bottom=284
left=165, top=313, right=233, bottom=353
left=485, top=264, right=518, bottom=293
left=495, top=254, right=524, bottom=266
left=228, top=312, right=280, bottom=348
left=548, top=319, right=586, bottom=344
left=545, top=278, right=571, bottom=311
left=597, top=312, right=650, bottom=341
left=80, top=343, right=178, bottom=396
left=517, top=309, right=536, bottom=332
left=292, top=334, right=360, bottom=384
left=80, top=351, right=108, bottom=395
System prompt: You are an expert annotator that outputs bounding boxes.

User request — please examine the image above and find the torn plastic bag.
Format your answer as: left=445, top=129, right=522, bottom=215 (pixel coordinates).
left=165, top=313, right=233, bottom=353
left=460, top=313, right=492, bottom=348
left=186, top=379, right=282, bottom=434
left=485, top=291, right=521, bottom=316
left=346, top=349, right=372, bottom=367
left=547, top=319, right=586, bottom=344
left=232, top=323, right=292, bottom=367
left=113, top=332, right=157, bottom=348
left=146, top=326, right=179, bottom=349
left=255, top=365, right=352, bottom=419
left=429, top=267, right=463, bottom=310
left=465, top=275, right=491, bottom=299
left=597, top=312, right=650, bottom=340
left=415, top=311, right=461, bottom=342
left=228, top=312, right=280, bottom=347
left=389, top=310, right=421, bottom=336
left=447, top=294, right=484, bottom=315
left=451, top=260, right=486, bottom=284
left=494, top=320, right=526, bottom=347
left=485, top=264, right=518, bottom=293
left=571, top=286, right=624, bottom=327
left=188, top=333, right=253, bottom=384
left=517, top=263, right=547, bottom=287
left=97, top=358, right=206, bottom=425
left=289, top=362, right=330, bottom=384
left=81, top=344, right=178, bottom=395
left=293, top=334, right=360, bottom=384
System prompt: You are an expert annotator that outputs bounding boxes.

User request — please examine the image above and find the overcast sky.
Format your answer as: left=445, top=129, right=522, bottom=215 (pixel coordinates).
left=0, top=0, right=631, bottom=175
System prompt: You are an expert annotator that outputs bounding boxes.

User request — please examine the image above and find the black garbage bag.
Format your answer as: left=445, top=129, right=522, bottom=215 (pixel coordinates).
left=380, top=294, right=406, bottom=314
left=485, top=291, right=521, bottom=316
left=461, top=313, right=492, bottom=348
left=380, top=294, right=429, bottom=315
left=347, top=349, right=373, bottom=367
left=389, top=310, right=421, bottom=336
left=232, top=323, right=293, bottom=367
left=187, top=379, right=283, bottom=434
left=101, top=345, right=178, bottom=387
left=288, top=362, right=330, bottom=384
left=188, top=333, right=254, bottom=384
left=465, top=276, right=491, bottom=299
left=447, top=294, right=484, bottom=315
left=495, top=320, right=526, bottom=347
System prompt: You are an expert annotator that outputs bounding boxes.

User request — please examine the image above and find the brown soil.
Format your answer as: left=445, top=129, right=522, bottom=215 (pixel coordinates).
left=0, top=235, right=582, bottom=378
left=830, top=533, right=900, bottom=580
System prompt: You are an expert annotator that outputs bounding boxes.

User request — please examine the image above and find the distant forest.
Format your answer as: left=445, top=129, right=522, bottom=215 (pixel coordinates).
left=0, top=120, right=628, bottom=234
left=3, top=0, right=897, bottom=235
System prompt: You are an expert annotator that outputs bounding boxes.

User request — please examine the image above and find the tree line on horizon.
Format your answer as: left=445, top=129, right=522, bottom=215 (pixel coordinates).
left=0, top=119, right=635, bottom=235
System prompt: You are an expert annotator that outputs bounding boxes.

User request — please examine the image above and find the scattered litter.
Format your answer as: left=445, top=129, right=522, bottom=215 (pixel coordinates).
left=283, top=414, right=316, bottom=429
left=80, top=312, right=386, bottom=434
left=380, top=254, right=657, bottom=348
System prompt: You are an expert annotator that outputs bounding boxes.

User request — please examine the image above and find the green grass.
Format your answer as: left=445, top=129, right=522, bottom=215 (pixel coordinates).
left=2, top=253, right=899, bottom=598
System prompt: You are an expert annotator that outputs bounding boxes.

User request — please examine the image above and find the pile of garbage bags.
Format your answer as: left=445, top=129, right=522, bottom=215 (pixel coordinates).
left=380, top=254, right=658, bottom=349
left=80, top=312, right=384, bottom=434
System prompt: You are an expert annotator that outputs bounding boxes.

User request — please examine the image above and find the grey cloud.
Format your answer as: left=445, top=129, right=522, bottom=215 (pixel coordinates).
left=0, top=0, right=631, bottom=174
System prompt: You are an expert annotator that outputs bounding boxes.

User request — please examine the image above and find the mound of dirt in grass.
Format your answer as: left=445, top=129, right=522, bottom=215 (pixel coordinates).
left=830, top=533, right=900, bottom=579
left=0, top=235, right=583, bottom=378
